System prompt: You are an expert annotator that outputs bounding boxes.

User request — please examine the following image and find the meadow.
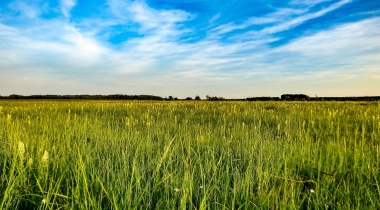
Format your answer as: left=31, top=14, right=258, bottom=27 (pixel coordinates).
left=0, top=100, right=379, bottom=209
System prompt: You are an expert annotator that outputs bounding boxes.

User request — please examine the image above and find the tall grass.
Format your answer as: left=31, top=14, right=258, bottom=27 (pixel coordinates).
left=0, top=100, right=379, bottom=209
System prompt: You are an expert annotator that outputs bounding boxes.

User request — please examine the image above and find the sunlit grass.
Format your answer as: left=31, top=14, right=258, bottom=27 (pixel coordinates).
left=0, top=100, right=379, bottom=209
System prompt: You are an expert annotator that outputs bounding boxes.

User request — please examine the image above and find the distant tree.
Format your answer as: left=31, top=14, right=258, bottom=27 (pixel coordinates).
left=168, top=96, right=173, bottom=100
left=281, top=94, right=309, bottom=101
left=205, top=95, right=225, bottom=101
left=195, top=95, right=201, bottom=100
left=185, top=97, right=193, bottom=100
left=174, top=97, right=178, bottom=100
left=9, top=94, right=22, bottom=99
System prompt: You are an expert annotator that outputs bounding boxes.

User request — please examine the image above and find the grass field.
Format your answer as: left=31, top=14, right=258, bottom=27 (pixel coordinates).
left=0, top=100, right=379, bottom=209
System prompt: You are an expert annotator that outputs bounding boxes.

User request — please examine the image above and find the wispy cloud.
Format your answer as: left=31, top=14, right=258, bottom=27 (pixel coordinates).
left=261, top=0, right=352, bottom=34
left=259, top=17, right=380, bottom=83
left=275, top=17, right=380, bottom=59
left=210, top=0, right=352, bottom=42
left=211, top=8, right=307, bottom=36
left=128, top=1, right=192, bottom=29
left=60, top=0, right=76, bottom=18
left=7, top=0, right=46, bottom=19
left=289, top=0, right=333, bottom=6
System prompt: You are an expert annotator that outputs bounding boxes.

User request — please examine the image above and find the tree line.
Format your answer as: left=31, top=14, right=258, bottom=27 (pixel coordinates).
left=0, top=94, right=164, bottom=100
left=0, top=94, right=379, bottom=101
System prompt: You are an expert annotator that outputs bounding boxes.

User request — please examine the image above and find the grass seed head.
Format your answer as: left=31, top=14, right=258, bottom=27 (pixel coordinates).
left=42, top=150, right=49, bottom=164
left=28, top=158, right=33, bottom=166
left=18, top=141, right=25, bottom=157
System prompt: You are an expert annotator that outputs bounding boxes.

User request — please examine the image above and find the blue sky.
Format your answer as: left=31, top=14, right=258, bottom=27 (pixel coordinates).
left=0, top=0, right=379, bottom=98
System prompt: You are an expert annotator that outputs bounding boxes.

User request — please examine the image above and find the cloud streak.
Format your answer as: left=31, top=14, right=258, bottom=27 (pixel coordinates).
left=262, top=0, right=352, bottom=34
left=60, top=0, right=76, bottom=18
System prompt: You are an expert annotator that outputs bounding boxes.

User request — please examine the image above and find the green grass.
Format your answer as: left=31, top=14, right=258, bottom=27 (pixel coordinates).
left=0, top=100, right=379, bottom=209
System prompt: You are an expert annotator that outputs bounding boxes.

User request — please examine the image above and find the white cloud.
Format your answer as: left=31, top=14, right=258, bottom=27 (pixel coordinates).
left=60, top=0, right=76, bottom=18
left=107, top=0, right=192, bottom=28
left=253, top=17, right=380, bottom=93
left=277, top=17, right=380, bottom=58
left=211, top=8, right=307, bottom=36
left=0, top=23, right=17, bottom=35
left=210, top=17, right=276, bottom=35
left=174, top=16, right=380, bottom=97
left=128, top=1, right=191, bottom=29
left=106, top=0, right=130, bottom=19
left=209, top=12, right=221, bottom=24
left=261, top=0, right=352, bottom=34
left=0, top=19, right=110, bottom=74
left=8, top=1, right=44, bottom=18
left=290, top=0, right=333, bottom=6
left=210, top=0, right=351, bottom=40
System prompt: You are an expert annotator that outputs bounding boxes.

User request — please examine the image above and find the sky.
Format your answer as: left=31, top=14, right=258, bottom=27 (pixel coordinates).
left=0, top=0, right=379, bottom=98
